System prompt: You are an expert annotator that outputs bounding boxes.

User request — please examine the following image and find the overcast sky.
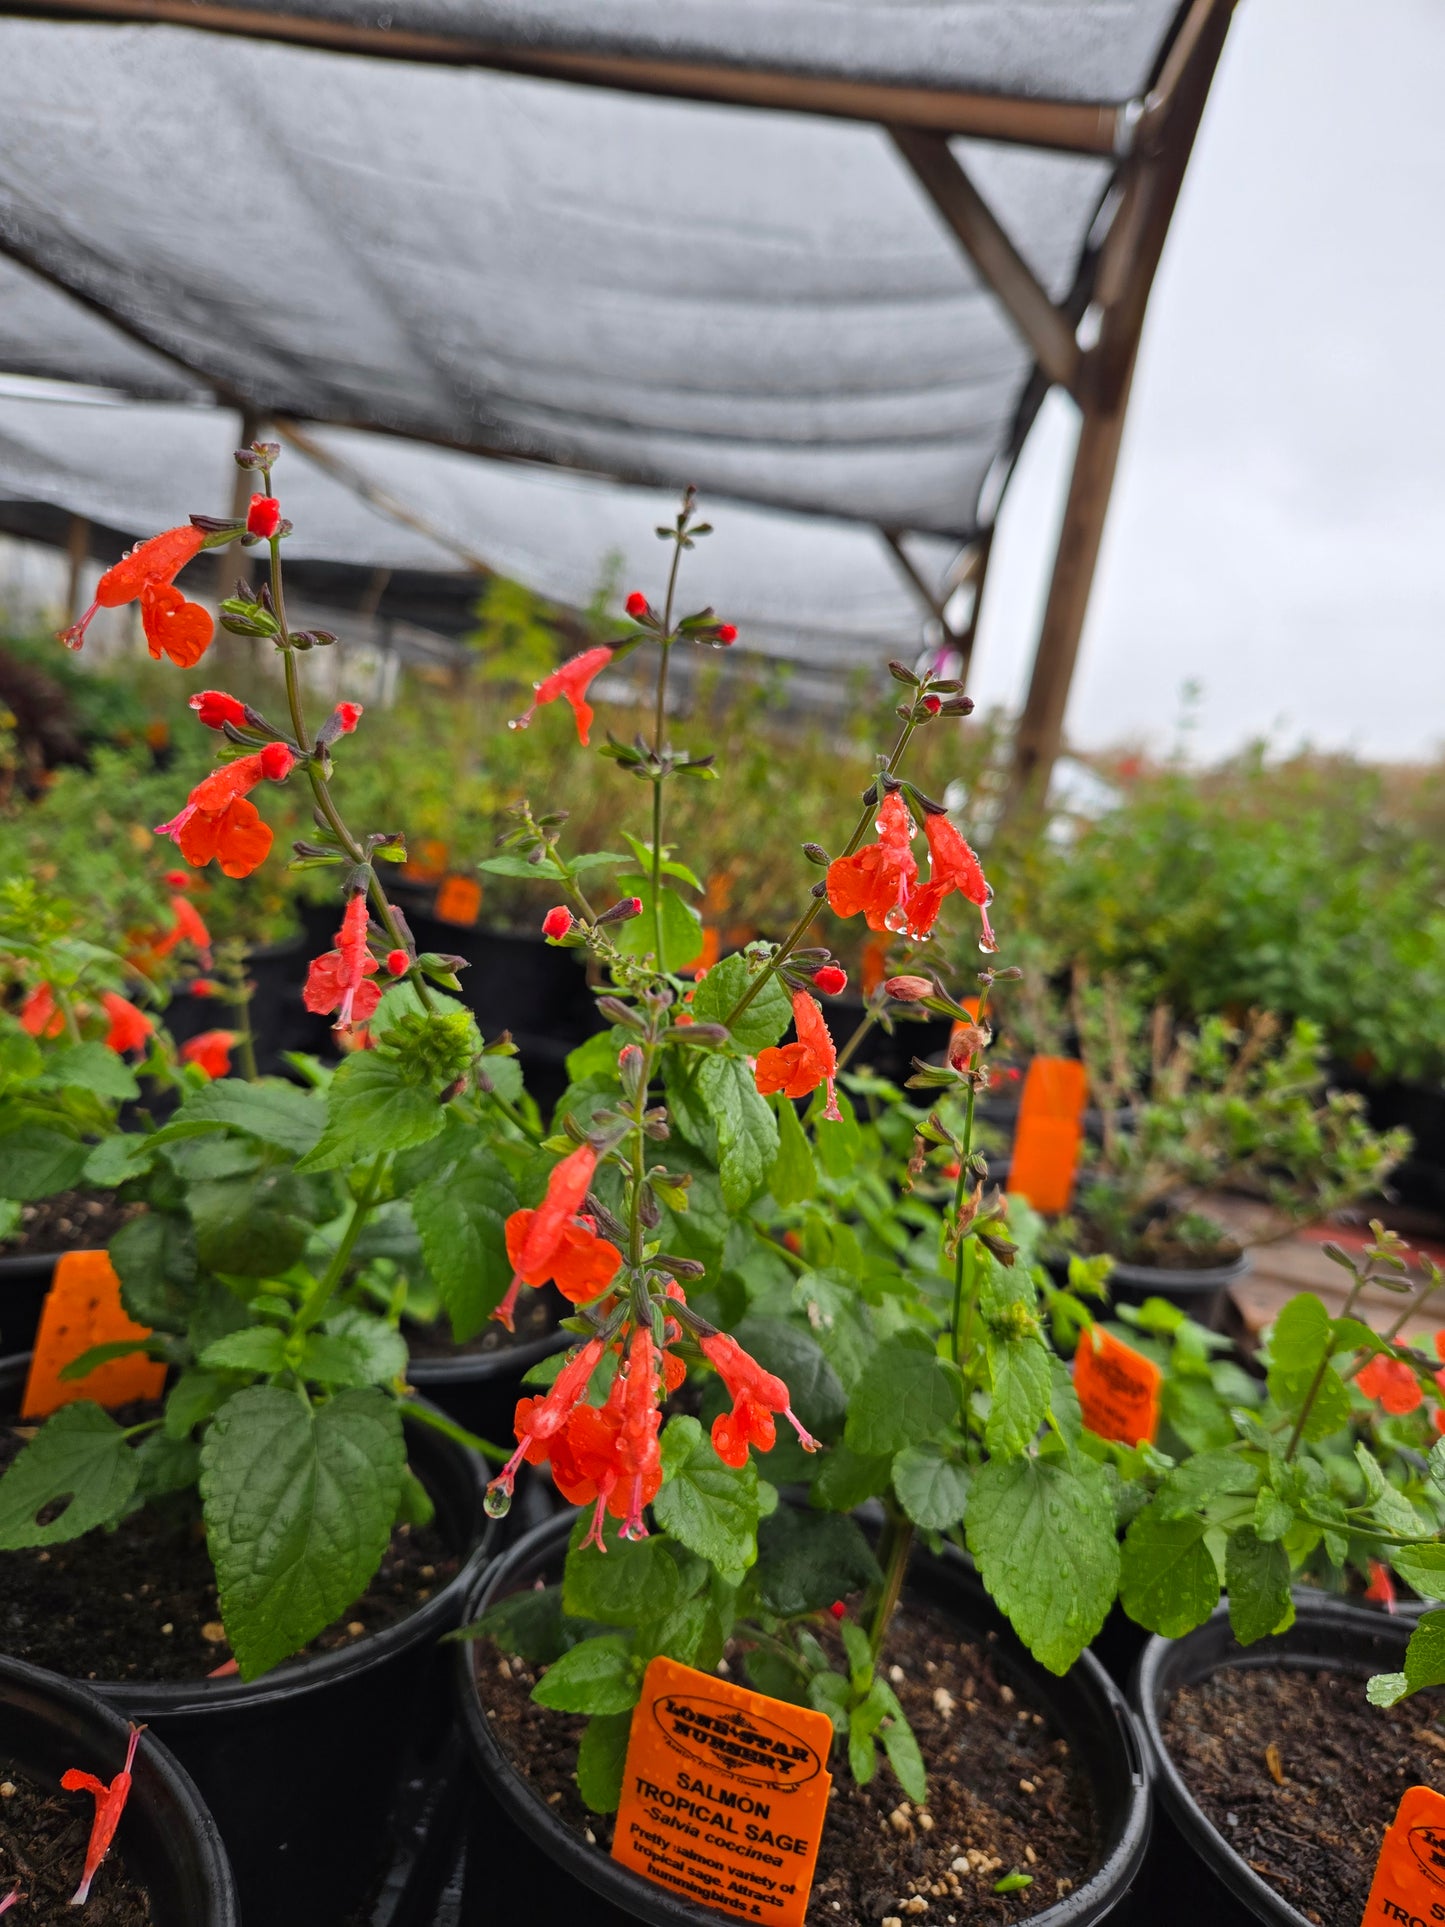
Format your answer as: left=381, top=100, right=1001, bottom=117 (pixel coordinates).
left=972, top=0, right=1445, bottom=763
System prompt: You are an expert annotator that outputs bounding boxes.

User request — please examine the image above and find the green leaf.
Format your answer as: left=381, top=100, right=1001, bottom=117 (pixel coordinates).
left=848, top=1700, right=881, bottom=1785
left=83, top=1134, right=154, bottom=1185
left=1368, top=1610, right=1445, bottom=1707
left=813, top=1443, right=893, bottom=1511
left=456, top=1583, right=568, bottom=1663
left=1156, top=1450, right=1260, bottom=1520
left=754, top=1508, right=881, bottom=1618
left=57, top=1339, right=154, bottom=1382
left=654, top=1416, right=763, bottom=1582
left=177, top=1078, right=326, bottom=1156
left=880, top=1708, right=928, bottom=1804
left=845, top=1334, right=961, bottom=1458
left=966, top=1454, right=1120, bottom=1674
left=577, top=1712, right=633, bottom=1812
left=892, top=1444, right=971, bottom=1532
left=731, top=1318, right=845, bottom=1440
left=412, top=1144, right=520, bottom=1341
left=110, top=1211, right=197, bottom=1333
left=134, top=1430, right=200, bottom=1499
left=531, top=1636, right=639, bottom=1716
left=297, top=1054, right=445, bottom=1173
left=306, top=1310, right=408, bottom=1388
left=1269, top=1293, right=1332, bottom=1373
left=199, top=1327, right=289, bottom=1376
left=690, top=954, right=793, bottom=1055
left=769, top=1096, right=817, bottom=1206
left=189, top=1172, right=311, bottom=1278
left=1266, top=1293, right=1352, bottom=1442
left=985, top=1328, right=1051, bottom=1460
left=611, top=878, right=703, bottom=974
left=200, top=1385, right=405, bottom=1678
left=1226, top=1526, right=1293, bottom=1644
left=0, top=1126, right=90, bottom=1201
left=1253, top=1486, right=1295, bottom=1542
left=1394, top=1545, right=1445, bottom=1601
left=44, top=1042, right=139, bottom=1100
left=164, top=1368, right=232, bottom=1440
left=0, top=1403, right=138, bottom=1548
left=1119, top=1503, right=1221, bottom=1638
left=696, top=1055, right=779, bottom=1211
left=564, top=1533, right=685, bottom=1628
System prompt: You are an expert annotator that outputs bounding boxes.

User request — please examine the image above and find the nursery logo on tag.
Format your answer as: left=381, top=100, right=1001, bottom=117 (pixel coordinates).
left=1074, top=1325, right=1161, bottom=1448
left=1362, top=1785, right=1445, bottom=1925
left=613, top=1656, right=833, bottom=1927
left=654, top=1691, right=825, bottom=1790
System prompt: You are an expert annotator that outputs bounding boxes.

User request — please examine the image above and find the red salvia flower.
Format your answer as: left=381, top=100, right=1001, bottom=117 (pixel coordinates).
left=1364, top=1559, right=1397, bottom=1612
left=884, top=974, right=934, bottom=1002
left=190, top=978, right=219, bottom=998
left=59, top=527, right=207, bottom=655
left=493, top=1144, right=621, bottom=1331
left=825, top=794, right=918, bottom=933
left=246, top=494, right=282, bottom=539
left=510, top=646, right=613, bottom=747
left=486, top=1336, right=608, bottom=1514
left=700, top=1331, right=819, bottom=1468
left=155, top=744, right=295, bottom=879
left=154, top=893, right=213, bottom=966
left=907, top=812, right=995, bottom=950
left=625, top=592, right=649, bottom=619
left=1356, top=1352, right=1424, bottom=1415
left=542, top=906, right=574, bottom=940
left=61, top=1722, right=144, bottom=1906
left=101, top=992, right=153, bottom=1056
left=302, top=892, right=382, bottom=1032
left=716, top=623, right=738, bottom=644
left=19, top=982, right=61, bottom=1038
left=189, top=690, right=249, bottom=732
left=385, top=949, right=409, bottom=976
left=331, top=701, right=364, bottom=734
left=754, top=989, right=841, bottom=1120
left=812, top=964, right=847, bottom=996
left=180, top=1030, right=236, bottom=1079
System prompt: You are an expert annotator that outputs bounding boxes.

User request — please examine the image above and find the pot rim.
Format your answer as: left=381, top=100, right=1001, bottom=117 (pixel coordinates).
left=405, top=1320, right=568, bottom=1386
left=1105, top=1249, right=1252, bottom=1290
left=1131, top=1592, right=1412, bottom=1927
left=0, top=1352, right=493, bottom=1714
left=0, top=1651, right=240, bottom=1923
left=456, top=1512, right=1151, bottom=1927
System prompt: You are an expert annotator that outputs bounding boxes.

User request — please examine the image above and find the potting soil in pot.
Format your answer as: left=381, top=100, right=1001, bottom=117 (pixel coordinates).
left=0, top=1411, right=458, bottom=1680
left=0, top=1193, right=137, bottom=1258
left=0, top=1758, right=152, bottom=1925
left=1162, top=1665, right=1445, bottom=1926
left=479, top=1603, right=1100, bottom=1924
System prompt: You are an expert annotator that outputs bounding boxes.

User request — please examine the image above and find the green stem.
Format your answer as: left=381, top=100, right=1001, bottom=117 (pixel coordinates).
left=55, top=987, right=83, bottom=1048
left=835, top=1011, right=877, bottom=1074
left=1285, top=1272, right=1366, bottom=1460
left=725, top=716, right=921, bottom=1030
left=399, top=1398, right=507, bottom=1464
left=294, top=1152, right=387, bottom=1334
left=869, top=1502, right=915, bottom=1660
left=232, top=986, right=259, bottom=1082
left=483, top=1081, right=542, bottom=1144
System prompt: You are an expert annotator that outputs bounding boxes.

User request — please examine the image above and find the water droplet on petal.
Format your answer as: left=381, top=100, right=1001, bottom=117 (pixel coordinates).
left=484, top=1485, right=512, bottom=1519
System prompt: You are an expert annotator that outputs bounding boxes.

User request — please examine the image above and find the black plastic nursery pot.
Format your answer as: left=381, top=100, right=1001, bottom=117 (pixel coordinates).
left=0, top=1653, right=239, bottom=1925
left=1048, top=1249, right=1251, bottom=1333
left=1129, top=1593, right=1413, bottom=1927
left=454, top=1513, right=1152, bottom=1927
left=406, top=1308, right=570, bottom=1450
left=0, top=1355, right=494, bottom=1927
left=0, top=1249, right=57, bottom=1357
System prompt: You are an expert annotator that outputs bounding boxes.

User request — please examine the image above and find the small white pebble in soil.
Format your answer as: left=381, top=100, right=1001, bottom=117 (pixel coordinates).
left=346, top=1621, right=365, bottom=1637
left=546, top=1792, right=562, bottom=1805
left=1056, top=1878, right=1073, bottom=1897
left=889, top=1664, right=905, bottom=1684
left=36, top=1552, right=49, bottom=1564
left=497, top=1658, right=513, bottom=1680
left=888, top=1808, right=912, bottom=1837
left=717, top=1659, right=730, bottom=1675
left=160, top=1623, right=174, bottom=1636
left=1019, top=1779, right=1035, bottom=1794
left=416, top=1590, right=431, bottom=1602
left=201, top=1622, right=226, bottom=1645
left=584, top=1829, right=596, bottom=1846
left=0, top=1782, right=15, bottom=1799
left=905, top=1899, right=927, bottom=1916
left=420, top=1565, right=436, bottom=1580
left=999, top=1685, right=1014, bottom=1704
left=1025, top=1845, right=1037, bottom=1865
left=932, top=1688, right=955, bottom=1718
left=918, top=1812, right=934, bottom=1831
left=950, top=1859, right=968, bottom=1875
left=882, top=1917, right=902, bottom=1927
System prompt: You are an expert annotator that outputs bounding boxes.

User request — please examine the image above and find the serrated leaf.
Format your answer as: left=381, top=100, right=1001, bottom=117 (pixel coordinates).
left=164, top=1368, right=232, bottom=1440
left=531, top=1636, right=639, bottom=1715
left=577, top=1711, right=632, bottom=1812
left=177, top=1078, right=325, bottom=1156
left=308, top=1310, right=408, bottom=1388
left=1119, top=1503, right=1221, bottom=1637
left=654, top=1416, right=763, bottom=1581
left=880, top=1710, right=928, bottom=1803
left=0, top=1403, right=138, bottom=1548
left=134, top=1430, right=200, bottom=1499
left=564, top=1533, right=685, bottom=1627
left=1368, top=1610, right=1445, bottom=1707
left=731, top=1319, right=844, bottom=1440
left=200, top=1385, right=405, bottom=1678
left=456, top=1583, right=568, bottom=1663
left=769, top=1095, right=817, bottom=1206
left=189, top=1172, right=311, bottom=1278
left=1225, top=1526, right=1292, bottom=1644
left=966, top=1454, right=1119, bottom=1674
left=83, top=1134, right=154, bottom=1185
left=110, top=1211, right=197, bottom=1333
left=892, top=1443, right=970, bottom=1532
left=813, top=1442, right=893, bottom=1510
left=297, top=1054, right=445, bottom=1172
left=754, top=1508, right=881, bottom=1618
left=412, top=1144, right=520, bottom=1341
left=845, top=1334, right=960, bottom=1458
left=199, top=1326, right=289, bottom=1376
left=1392, top=1545, right=1445, bottom=1601
left=697, top=1055, right=779, bottom=1210
left=44, top=1042, right=139, bottom=1100
left=57, top=1338, right=154, bottom=1382
left=1156, top=1450, right=1260, bottom=1520
left=690, top=954, right=793, bottom=1055
left=0, top=1125, right=90, bottom=1201
left=985, top=1328, right=1051, bottom=1459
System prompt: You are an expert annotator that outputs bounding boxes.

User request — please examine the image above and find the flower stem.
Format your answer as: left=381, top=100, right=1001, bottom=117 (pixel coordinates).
left=869, top=1501, right=914, bottom=1660
left=293, top=1151, right=387, bottom=1334
left=1284, top=1271, right=1366, bottom=1460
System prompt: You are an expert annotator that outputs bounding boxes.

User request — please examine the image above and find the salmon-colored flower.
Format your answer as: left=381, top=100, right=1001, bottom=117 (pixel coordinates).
left=139, top=582, right=214, bottom=668
left=826, top=794, right=918, bottom=933
left=754, top=989, right=840, bottom=1120
left=493, top=1143, right=621, bottom=1331
left=1356, top=1352, right=1424, bottom=1415
left=61, top=1723, right=144, bottom=1906
left=303, top=893, right=382, bottom=1032
left=812, top=964, right=847, bottom=996
left=155, top=744, right=295, bottom=880
left=19, top=982, right=62, bottom=1038
left=59, top=527, right=208, bottom=656
left=1364, top=1559, right=1397, bottom=1611
left=542, top=906, right=573, bottom=940
left=908, top=812, right=995, bottom=950
left=189, top=690, right=249, bottom=731
left=246, top=494, right=282, bottom=539
left=510, top=646, right=613, bottom=746
left=180, top=1030, right=235, bottom=1079
left=101, top=992, right=153, bottom=1055
left=700, top=1331, right=819, bottom=1468
left=485, top=1336, right=607, bottom=1514
left=154, top=893, right=213, bottom=966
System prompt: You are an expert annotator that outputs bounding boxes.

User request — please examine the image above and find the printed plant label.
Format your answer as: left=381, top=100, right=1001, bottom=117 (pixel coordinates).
left=1074, top=1325, right=1161, bottom=1447
left=1361, top=1783, right=1445, bottom=1926
left=22, top=1250, right=164, bottom=1419
left=611, top=1654, right=834, bottom=1926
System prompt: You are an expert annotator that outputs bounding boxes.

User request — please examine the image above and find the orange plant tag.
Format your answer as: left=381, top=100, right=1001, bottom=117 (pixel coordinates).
left=404, top=837, right=449, bottom=884
left=1360, top=1784, right=1445, bottom=1924
left=1007, top=1055, right=1088, bottom=1214
left=22, top=1250, right=165, bottom=1419
left=434, top=873, right=482, bottom=926
left=611, top=1655, right=834, bottom=1926
left=1074, top=1326, right=1161, bottom=1447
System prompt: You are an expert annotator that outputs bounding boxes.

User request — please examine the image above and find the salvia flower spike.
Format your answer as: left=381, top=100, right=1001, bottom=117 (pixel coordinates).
left=61, top=1721, right=145, bottom=1906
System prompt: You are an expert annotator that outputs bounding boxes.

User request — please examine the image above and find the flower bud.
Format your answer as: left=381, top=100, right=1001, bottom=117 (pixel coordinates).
left=716, top=623, right=737, bottom=645
left=385, top=949, right=409, bottom=975
left=812, top=964, right=847, bottom=996
left=801, top=843, right=829, bottom=866
left=625, top=591, right=650, bottom=619
left=885, top=975, right=934, bottom=1002
left=598, top=896, right=643, bottom=925
left=247, top=494, right=282, bottom=539
left=542, top=906, right=574, bottom=940
left=259, top=743, right=296, bottom=782
left=921, top=694, right=942, bottom=715
left=189, top=690, right=248, bottom=732
left=948, top=1020, right=989, bottom=1069
left=618, top=1043, right=646, bottom=1099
